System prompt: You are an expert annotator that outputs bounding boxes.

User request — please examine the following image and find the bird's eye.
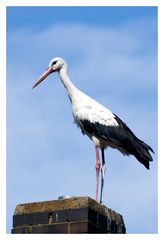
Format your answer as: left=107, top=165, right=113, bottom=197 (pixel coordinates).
left=52, top=60, right=57, bottom=66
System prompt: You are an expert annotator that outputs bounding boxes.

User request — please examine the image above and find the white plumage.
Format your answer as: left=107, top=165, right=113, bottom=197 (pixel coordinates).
left=72, top=91, right=119, bottom=148
left=73, top=92, right=118, bottom=126
left=33, top=57, right=154, bottom=203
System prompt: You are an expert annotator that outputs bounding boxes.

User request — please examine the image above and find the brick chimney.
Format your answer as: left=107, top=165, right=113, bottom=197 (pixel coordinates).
left=12, top=196, right=126, bottom=233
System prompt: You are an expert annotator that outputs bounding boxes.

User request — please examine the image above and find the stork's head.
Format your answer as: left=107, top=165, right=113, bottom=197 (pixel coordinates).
left=32, top=57, right=66, bottom=89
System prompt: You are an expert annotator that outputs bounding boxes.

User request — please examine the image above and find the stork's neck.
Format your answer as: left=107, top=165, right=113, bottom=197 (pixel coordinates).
left=58, top=65, right=78, bottom=100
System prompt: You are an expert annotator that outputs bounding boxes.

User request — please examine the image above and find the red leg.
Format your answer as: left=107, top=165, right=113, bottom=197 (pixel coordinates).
left=100, top=148, right=106, bottom=204
left=95, top=145, right=100, bottom=202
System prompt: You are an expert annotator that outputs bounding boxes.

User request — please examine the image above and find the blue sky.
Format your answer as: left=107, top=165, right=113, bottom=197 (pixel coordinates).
left=7, top=6, right=157, bottom=234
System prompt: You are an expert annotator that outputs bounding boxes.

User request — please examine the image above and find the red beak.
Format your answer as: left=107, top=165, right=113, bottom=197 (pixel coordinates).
left=32, top=66, right=54, bottom=89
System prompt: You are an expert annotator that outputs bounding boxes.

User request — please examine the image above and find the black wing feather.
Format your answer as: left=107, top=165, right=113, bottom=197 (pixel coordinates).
left=80, top=114, right=154, bottom=170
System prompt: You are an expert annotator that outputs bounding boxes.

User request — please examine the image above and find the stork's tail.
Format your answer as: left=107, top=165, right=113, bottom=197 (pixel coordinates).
left=133, top=138, right=154, bottom=169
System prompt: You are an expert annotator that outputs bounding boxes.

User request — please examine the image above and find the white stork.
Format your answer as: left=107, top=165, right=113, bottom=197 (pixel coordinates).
left=32, top=57, right=154, bottom=203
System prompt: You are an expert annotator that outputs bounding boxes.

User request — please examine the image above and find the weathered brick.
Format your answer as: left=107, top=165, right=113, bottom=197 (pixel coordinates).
left=70, top=221, right=88, bottom=233
left=13, top=212, right=49, bottom=227
left=32, top=223, right=68, bottom=233
left=52, top=208, right=88, bottom=223
left=88, top=222, right=105, bottom=233
left=12, top=226, right=31, bottom=234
